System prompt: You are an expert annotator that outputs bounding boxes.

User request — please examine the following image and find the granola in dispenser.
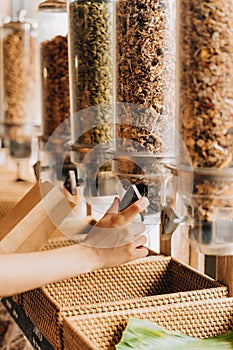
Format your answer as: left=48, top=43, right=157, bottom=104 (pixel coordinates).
left=178, top=0, right=233, bottom=249
left=115, top=0, right=175, bottom=154
left=178, top=0, right=233, bottom=169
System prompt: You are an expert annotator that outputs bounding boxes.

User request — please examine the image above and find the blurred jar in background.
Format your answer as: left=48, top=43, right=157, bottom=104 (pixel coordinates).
left=0, top=0, right=41, bottom=180
left=38, top=0, right=72, bottom=183
left=38, top=0, right=70, bottom=139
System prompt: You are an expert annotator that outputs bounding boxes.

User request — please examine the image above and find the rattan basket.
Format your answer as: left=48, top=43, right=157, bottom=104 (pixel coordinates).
left=63, top=297, right=233, bottom=350
left=21, top=241, right=228, bottom=350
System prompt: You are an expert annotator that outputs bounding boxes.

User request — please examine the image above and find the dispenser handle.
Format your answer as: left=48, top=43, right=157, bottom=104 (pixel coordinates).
left=118, top=185, right=142, bottom=212
left=160, top=205, right=179, bottom=240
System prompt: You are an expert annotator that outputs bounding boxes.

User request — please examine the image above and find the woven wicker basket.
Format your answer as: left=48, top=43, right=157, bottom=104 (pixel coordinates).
left=21, top=237, right=228, bottom=350
left=63, top=297, right=233, bottom=350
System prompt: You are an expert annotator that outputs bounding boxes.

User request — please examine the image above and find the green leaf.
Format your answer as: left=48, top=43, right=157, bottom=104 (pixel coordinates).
left=116, top=318, right=233, bottom=350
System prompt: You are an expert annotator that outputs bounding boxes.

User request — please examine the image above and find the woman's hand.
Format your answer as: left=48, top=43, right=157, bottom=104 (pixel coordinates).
left=96, top=196, right=149, bottom=228
left=83, top=196, right=150, bottom=268
left=0, top=196, right=149, bottom=298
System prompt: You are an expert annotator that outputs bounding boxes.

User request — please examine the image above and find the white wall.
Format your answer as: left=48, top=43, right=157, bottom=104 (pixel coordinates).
left=0, top=0, right=41, bottom=23
left=0, top=1, right=10, bottom=22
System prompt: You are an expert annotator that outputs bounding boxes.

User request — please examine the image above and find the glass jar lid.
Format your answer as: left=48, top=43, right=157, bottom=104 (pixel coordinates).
left=39, top=0, right=66, bottom=10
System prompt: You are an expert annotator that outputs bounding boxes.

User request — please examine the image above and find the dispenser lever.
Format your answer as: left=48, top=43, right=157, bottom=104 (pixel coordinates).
left=118, top=185, right=142, bottom=212
left=160, top=204, right=194, bottom=240
left=160, top=205, right=179, bottom=240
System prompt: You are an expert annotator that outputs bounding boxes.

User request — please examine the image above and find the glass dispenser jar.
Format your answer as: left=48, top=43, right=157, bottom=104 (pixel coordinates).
left=112, top=0, right=176, bottom=224
left=38, top=0, right=70, bottom=139
left=67, top=0, right=114, bottom=149
left=177, top=0, right=233, bottom=255
left=0, top=0, right=41, bottom=180
left=67, top=0, right=116, bottom=211
left=115, top=0, right=176, bottom=154
left=38, top=0, right=71, bottom=183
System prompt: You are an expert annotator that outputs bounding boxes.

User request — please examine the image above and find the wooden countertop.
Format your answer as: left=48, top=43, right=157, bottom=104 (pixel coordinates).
left=0, top=164, right=34, bottom=204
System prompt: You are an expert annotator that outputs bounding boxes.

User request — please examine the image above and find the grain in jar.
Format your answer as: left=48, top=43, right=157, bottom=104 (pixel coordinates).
left=0, top=4, right=41, bottom=168
left=177, top=0, right=233, bottom=169
left=38, top=0, right=70, bottom=139
left=0, top=12, right=40, bottom=129
left=177, top=0, right=233, bottom=254
left=68, top=0, right=114, bottom=146
left=115, top=0, right=176, bottom=155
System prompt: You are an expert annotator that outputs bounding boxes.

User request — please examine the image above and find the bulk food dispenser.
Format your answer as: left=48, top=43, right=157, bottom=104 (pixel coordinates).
left=112, top=0, right=177, bottom=222
left=174, top=0, right=233, bottom=256
left=66, top=0, right=116, bottom=208
left=0, top=0, right=41, bottom=181
left=38, top=0, right=70, bottom=138
left=37, top=0, right=72, bottom=183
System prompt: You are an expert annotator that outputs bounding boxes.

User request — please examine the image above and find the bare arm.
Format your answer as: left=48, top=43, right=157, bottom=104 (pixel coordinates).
left=0, top=196, right=149, bottom=298
left=0, top=244, right=96, bottom=298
